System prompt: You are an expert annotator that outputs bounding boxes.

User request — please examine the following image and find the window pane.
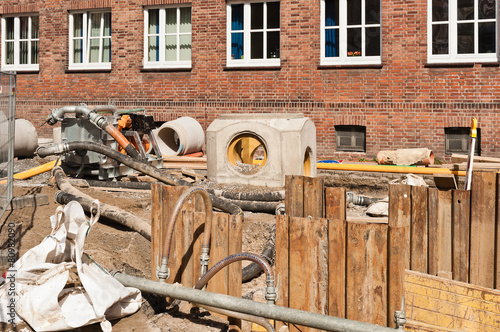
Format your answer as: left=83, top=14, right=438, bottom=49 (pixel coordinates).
left=232, top=4, right=244, bottom=30
left=231, top=32, right=244, bottom=59
left=432, top=24, right=448, bottom=54
left=325, top=28, right=339, bottom=57
left=103, top=13, right=111, bottom=36
left=149, top=9, right=159, bottom=34
left=458, top=0, right=474, bottom=21
left=31, top=16, right=39, bottom=39
left=102, top=38, right=111, bottom=62
left=165, top=35, right=177, bottom=61
left=347, top=28, right=362, bottom=56
left=20, top=41, right=28, bottom=64
left=6, top=17, right=14, bottom=40
left=325, top=0, right=339, bottom=27
left=479, top=0, right=495, bottom=19
left=366, top=27, right=380, bottom=56
left=166, top=8, right=177, bottom=34
left=73, top=39, right=83, bottom=63
left=267, top=2, right=280, bottom=29
left=432, top=0, right=448, bottom=21
left=179, top=34, right=191, bottom=60
left=347, top=0, right=361, bottom=25
left=251, top=3, right=263, bottom=29
left=20, top=17, right=28, bottom=39
left=267, top=31, right=279, bottom=58
left=180, top=7, right=191, bottom=33
left=31, top=40, right=39, bottom=64
left=90, top=13, right=101, bottom=37
left=479, top=22, right=495, bottom=53
left=148, top=36, right=159, bottom=61
left=89, top=39, right=100, bottom=62
left=6, top=42, right=14, bottom=64
left=251, top=32, right=263, bottom=58
left=457, top=23, right=474, bottom=54
left=73, top=14, right=83, bottom=37
left=365, top=0, right=380, bottom=24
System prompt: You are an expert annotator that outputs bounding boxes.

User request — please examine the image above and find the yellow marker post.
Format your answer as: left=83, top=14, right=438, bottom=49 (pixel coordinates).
left=464, top=118, right=477, bottom=190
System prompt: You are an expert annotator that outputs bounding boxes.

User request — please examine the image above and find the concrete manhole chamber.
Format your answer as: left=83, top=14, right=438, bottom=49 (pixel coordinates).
left=206, top=113, right=316, bottom=187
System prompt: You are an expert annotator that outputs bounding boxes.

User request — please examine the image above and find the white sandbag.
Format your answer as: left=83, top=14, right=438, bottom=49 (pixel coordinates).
left=0, top=201, right=142, bottom=331
left=390, top=173, right=428, bottom=187
left=366, top=197, right=389, bottom=217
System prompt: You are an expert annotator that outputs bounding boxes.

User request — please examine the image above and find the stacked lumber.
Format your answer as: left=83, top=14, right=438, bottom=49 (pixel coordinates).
left=162, top=156, right=207, bottom=169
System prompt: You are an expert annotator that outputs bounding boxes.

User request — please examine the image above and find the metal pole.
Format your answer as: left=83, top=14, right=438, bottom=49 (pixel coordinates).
left=112, top=272, right=396, bottom=332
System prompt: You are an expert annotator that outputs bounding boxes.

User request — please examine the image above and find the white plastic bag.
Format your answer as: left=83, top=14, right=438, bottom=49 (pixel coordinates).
left=0, top=201, right=142, bottom=331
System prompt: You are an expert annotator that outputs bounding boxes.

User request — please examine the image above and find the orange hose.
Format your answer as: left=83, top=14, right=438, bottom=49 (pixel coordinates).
left=104, top=123, right=133, bottom=149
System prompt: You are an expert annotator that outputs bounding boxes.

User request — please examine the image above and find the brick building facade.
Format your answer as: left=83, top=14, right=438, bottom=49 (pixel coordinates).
left=1, top=0, right=499, bottom=160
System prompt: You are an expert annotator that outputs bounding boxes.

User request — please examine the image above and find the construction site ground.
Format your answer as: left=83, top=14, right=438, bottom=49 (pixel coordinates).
left=0, top=156, right=433, bottom=332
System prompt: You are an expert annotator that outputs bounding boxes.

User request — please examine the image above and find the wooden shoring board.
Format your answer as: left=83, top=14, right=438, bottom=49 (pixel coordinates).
left=404, top=269, right=500, bottom=332
left=325, top=187, right=346, bottom=319
left=427, top=188, right=438, bottom=276
left=151, top=183, right=162, bottom=280
left=497, top=173, right=500, bottom=290
left=470, top=171, right=496, bottom=288
left=303, top=176, right=324, bottom=218
left=274, top=214, right=289, bottom=330
left=410, top=185, right=428, bottom=273
left=437, top=189, right=452, bottom=277
left=285, top=175, right=304, bottom=217
left=192, top=212, right=206, bottom=285
left=452, top=190, right=470, bottom=283
left=346, top=221, right=388, bottom=326
left=288, top=216, right=328, bottom=332
left=228, top=214, right=243, bottom=332
left=206, top=212, right=229, bottom=296
left=387, top=184, right=411, bottom=328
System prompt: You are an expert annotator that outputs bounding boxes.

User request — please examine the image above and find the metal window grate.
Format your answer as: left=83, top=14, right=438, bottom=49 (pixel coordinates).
left=335, top=125, right=366, bottom=152
left=445, top=127, right=480, bottom=155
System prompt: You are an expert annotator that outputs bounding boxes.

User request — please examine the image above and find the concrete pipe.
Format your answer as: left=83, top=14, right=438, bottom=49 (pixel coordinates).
left=14, top=119, right=38, bottom=158
left=153, top=116, right=204, bottom=156
left=377, top=148, right=434, bottom=166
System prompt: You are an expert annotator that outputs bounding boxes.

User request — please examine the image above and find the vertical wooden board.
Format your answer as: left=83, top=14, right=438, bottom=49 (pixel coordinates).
left=326, top=186, right=347, bottom=319
left=207, top=212, right=229, bottom=295
left=303, top=176, right=324, bottom=218
left=179, top=210, right=194, bottom=288
left=274, top=214, right=289, bottom=331
left=288, top=217, right=309, bottom=332
left=151, top=183, right=162, bottom=280
left=285, top=175, right=304, bottom=217
left=388, top=184, right=411, bottom=328
left=470, top=171, right=496, bottom=288
left=452, top=190, right=470, bottom=283
left=410, top=185, right=428, bottom=273
left=497, top=172, right=500, bottom=290
left=228, top=214, right=243, bottom=332
left=427, top=188, right=439, bottom=276
left=192, top=212, right=206, bottom=283
left=437, top=190, right=452, bottom=276
left=346, top=222, right=388, bottom=326
left=308, top=218, right=329, bottom=317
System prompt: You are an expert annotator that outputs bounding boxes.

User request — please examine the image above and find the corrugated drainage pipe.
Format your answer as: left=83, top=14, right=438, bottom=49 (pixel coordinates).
left=154, top=116, right=204, bottom=156
left=112, top=271, right=397, bottom=332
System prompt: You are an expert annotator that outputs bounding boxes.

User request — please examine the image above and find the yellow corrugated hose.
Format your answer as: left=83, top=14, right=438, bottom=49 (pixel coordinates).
left=0, top=159, right=61, bottom=185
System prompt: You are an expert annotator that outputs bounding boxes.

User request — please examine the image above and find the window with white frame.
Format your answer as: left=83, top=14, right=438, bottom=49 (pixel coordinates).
left=1, top=14, right=39, bottom=71
left=227, top=1, right=280, bottom=67
left=69, top=11, right=111, bottom=70
left=144, top=6, right=192, bottom=69
left=428, top=0, right=497, bottom=63
left=321, top=0, right=381, bottom=65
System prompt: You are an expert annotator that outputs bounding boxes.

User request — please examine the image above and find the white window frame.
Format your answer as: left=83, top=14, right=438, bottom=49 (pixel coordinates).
left=226, top=0, right=281, bottom=68
left=143, top=5, right=192, bottom=69
left=69, top=10, right=112, bottom=70
left=320, top=0, right=381, bottom=66
left=427, top=0, right=498, bottom=63
left=1, top=14, right=39, bottom=71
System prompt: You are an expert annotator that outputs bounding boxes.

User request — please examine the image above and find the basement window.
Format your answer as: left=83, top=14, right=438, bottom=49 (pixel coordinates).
left=445, top=127, right=481, bottom=155
left=1, top=14, right=39, bottom=71
left=335, top=125, right=366, bottom=152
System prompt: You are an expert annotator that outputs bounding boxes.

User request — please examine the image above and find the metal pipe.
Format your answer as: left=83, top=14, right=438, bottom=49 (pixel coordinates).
left=157, top=187, right=213, bottom=282
left=317, top=162, right=466, bottom=176
left=112, top=272, right=396, bottom=332
left=196, top=303, right=275, bottom=332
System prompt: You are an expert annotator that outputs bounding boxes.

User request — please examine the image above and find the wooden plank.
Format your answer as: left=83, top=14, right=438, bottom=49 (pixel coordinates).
left=192, top=212, right=205, bottom=283
left=387, top=183, right=411, bottom=328
left=150, top=183, right=162, bottom=280
left=346, top=221, right=388, bottom=326
left=180, top=210, right=195, bottom=288
left=410, top=185, right=428, bottom=273
left=452, top=190, right=470, bottom=283
left=274, top=214, right=289, bottom=331
left=228, top=214, right=243, bottom=332
left=451, top=153, right=500, bottom=164
left=470, top=171, right=496, bottom=288
left=207, top=213, right=229, bottom=295
left=497, top=173, right=500, bottom=290
left=405, top=270, right=500, bottom=332
left=325, top=187, right=346, bottom=319
left=167, top=186, right=190, bottom=285
left=309, top=217, right=329, bottom=320
left=436, top=190, right=452, bottom=277
left=303, top=176, right=324, bottom=218
left=427, top=188, right=438, bottom=276
left=285, top=175, right=304, bottom=217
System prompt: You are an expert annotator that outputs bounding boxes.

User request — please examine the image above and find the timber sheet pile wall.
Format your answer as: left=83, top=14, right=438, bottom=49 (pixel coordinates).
left=277, top=171, right=500, bottom=330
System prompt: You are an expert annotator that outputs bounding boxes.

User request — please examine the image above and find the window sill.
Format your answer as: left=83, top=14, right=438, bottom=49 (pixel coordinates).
left=318, top=64, right=383, bottom=70
left=140, top=67, right=192, bottom=73
left=65, top=68, right=112, bottom=74
left=425, top=62, right=475, bottom=68
left=1, top=70, right=39, bottom=74
left=223, top=66, right=281, bottom=71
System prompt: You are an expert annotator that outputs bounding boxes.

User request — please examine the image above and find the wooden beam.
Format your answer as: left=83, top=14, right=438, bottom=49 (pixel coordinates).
left=274, top=214, right=289, bottom=331
left=410, top=185, right=428, bottom=273
left=303, top=176, right=324, bottom=218
left=452, top=190, right=470, bottom=283
left=285, top=175, right=304, bottom=217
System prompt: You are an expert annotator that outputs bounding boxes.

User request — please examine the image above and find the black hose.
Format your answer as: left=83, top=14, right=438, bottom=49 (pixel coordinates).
left=242, top=224, right=276, bottom=283
left=206, top=188, right=285, bottom=202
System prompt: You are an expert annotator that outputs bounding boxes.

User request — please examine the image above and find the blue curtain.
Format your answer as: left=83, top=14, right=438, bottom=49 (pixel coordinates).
left=231, top=4, right=244, bottom=59
left=325, top=29, right=338, bottom=57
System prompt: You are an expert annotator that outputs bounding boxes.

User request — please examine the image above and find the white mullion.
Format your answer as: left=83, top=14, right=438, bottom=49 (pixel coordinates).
left=99, top=13, right=104, bottom=63
left=244, top=3, right=251, bottom=61
left=160, top=8, right=166, bottom=63
left=340, top=0, right=347, bottom=61
left=176, top=8, right=180, bottom=62
left=13, top=17, right=19, bottom=66
left=86, top=13, right=91, bottom=64
left=263, top=2, right=267, bottom=59
left=450, top=0, right=457, bottom=59
left=27, top=16, right=31, bottom=65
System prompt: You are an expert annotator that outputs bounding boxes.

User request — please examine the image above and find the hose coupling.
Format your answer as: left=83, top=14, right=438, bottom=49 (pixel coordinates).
left=156, top=258, right=170, bottom=282
left=265, top=278, right=277, bottom=304
left=88, top=112, right=108, bottom=129
left=36, top=143, right=70, bottom=158
left=200, top=248, right=210, bottom=276
left=46, top=109, right=63, bottom=125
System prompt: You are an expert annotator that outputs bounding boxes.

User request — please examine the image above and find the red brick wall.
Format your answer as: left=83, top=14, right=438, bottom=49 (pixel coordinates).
left=2, top=0, right=500, bottom=160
